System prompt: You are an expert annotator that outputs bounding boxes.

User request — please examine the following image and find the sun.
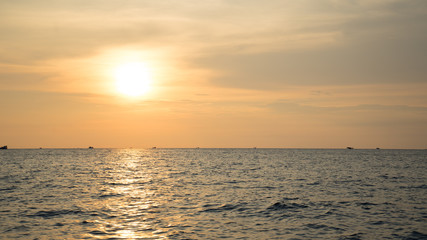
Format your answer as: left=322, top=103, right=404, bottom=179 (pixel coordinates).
left=114, top=62, right=151, bottom=97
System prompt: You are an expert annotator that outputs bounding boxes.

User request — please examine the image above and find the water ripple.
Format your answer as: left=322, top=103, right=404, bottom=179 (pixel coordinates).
left=0, top=148, right=426, bottom=239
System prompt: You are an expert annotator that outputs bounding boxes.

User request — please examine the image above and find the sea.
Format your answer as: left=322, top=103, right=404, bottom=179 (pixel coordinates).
left=0, top=148, right=426, bottom=239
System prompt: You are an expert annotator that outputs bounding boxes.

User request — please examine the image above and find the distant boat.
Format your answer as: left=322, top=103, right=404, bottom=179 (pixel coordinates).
left=376, top=147, right=380, bottom=150
left=88, top=146, right=94, bottom=149
left=152, top=147, right=157, bottom=149
left=0, top=145, right=7, bottom=150
left=346, top=147, right=354, bottom=149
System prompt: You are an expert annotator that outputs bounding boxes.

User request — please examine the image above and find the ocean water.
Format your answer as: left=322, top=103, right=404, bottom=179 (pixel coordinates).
left=0, top=148, right=426, bottom=240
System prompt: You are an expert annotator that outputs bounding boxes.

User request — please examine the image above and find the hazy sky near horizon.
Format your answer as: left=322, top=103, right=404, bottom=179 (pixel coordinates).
left=1, top=0, right=426, bottom=148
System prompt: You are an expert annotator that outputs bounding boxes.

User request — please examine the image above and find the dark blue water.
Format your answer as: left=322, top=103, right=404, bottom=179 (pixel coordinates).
left=1, top=148, right=426, bottom=239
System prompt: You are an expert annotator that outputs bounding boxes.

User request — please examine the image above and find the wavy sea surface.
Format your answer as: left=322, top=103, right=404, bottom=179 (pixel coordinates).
left=0, top=148, right=426, bottom=239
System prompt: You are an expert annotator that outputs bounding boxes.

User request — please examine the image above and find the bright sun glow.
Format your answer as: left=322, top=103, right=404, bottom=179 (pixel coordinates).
left=114, top=62, right=151, bottom=97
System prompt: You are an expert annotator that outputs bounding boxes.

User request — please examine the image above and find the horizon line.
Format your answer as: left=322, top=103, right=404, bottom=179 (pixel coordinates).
left=1, top=147, right=426, bottom=150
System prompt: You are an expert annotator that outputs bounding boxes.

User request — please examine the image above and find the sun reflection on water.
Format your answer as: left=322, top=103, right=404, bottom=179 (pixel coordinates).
left=93, top=149, right=169, bottom=239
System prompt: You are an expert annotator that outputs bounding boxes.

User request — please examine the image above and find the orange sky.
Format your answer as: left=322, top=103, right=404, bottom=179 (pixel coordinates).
left=1, top=0, right=426, bottom=148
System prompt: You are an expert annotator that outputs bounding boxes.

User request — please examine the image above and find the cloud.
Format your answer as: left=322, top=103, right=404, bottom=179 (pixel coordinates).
left=1, top=0, right=426, bottom=90
left=1, top=0, right=422, bottom=62
left=0, top=3, right=175, bottom=64
left=269, top=100, right=427, bottom=113
left=191, top=0, right=427, bottom=89
left=267, top=100, right=427, bottom=134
